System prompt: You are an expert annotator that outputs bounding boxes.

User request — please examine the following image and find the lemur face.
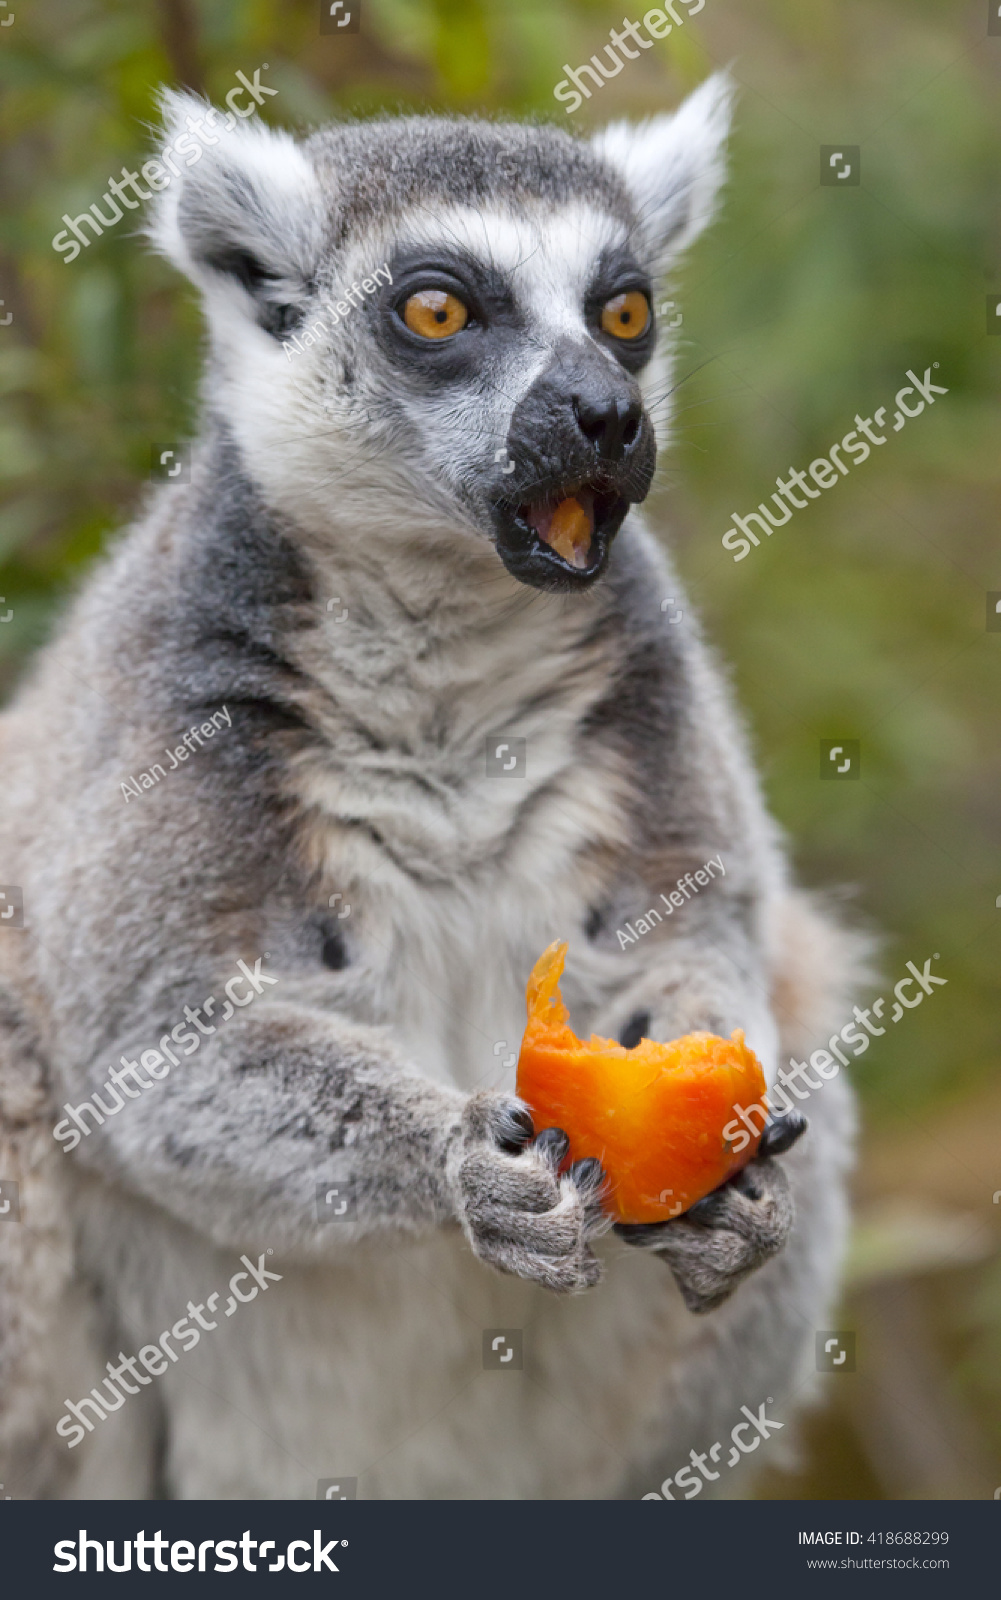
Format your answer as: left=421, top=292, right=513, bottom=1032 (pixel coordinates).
left=373, top=214, right=658, bottom=590
left=151, top=79, right=731, bottom=592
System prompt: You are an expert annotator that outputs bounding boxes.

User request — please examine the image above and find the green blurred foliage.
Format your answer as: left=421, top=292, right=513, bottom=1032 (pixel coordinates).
left=1, top=0, right=998, bottom=1497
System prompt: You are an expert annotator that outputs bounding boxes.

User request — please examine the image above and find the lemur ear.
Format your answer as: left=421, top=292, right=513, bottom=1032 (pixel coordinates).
left=590, top=72, right=733, bottom=270
left=147, top=89, right=325, bottom=338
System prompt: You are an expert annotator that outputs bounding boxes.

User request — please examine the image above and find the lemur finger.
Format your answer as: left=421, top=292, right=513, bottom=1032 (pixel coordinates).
left=564, top=1157, right=609, bottom=1228
left=496, top=1105, right=535, bottom=1154
left=472, top=1200, right=581, bottom=1257
left=459, top=1150, right=558, bottom=1216
left=484, top=1240, right=603, bottom=1295
left=470, top=1166, right=608, bottom=1246
left=534, top=1126, right=570, bottom=1171
left=566, top=1157, right=605, bottom=1201
left=531, top=1139, right=607, bottom=1222
left=462, top=1090, right=534, bottom=1152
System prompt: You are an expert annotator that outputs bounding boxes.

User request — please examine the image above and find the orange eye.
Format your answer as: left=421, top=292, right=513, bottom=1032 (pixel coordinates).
left=402, top=289, right=469, bottom=339
left=600, top=290, right=651, bottom=340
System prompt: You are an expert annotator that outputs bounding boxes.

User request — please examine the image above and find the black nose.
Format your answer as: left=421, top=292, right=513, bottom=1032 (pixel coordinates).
left=573, top=392, right=643, bottom=461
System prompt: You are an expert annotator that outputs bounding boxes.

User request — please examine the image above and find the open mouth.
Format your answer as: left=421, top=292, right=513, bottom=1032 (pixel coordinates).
left=494, top=482, right=629, bottom=590
left=524, top=488, right=601, bottom=570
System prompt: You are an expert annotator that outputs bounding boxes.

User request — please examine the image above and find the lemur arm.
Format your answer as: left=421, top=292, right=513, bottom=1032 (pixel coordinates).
left=53, top=995, right=606, bottom=1293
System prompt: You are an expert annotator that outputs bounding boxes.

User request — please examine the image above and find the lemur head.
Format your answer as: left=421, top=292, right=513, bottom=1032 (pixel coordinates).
left=151, top=77, right=731, bottom=593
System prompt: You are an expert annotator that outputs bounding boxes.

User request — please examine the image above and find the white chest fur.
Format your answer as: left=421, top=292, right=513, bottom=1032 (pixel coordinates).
left=287, top=553, right=636, bottom=1091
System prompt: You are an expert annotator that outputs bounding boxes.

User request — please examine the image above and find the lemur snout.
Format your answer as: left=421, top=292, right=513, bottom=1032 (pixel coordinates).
left=491, top=348, right=656, bottom=592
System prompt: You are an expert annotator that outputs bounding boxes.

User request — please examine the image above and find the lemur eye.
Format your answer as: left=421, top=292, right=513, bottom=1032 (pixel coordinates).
left=402, top=289, right=469, bottom=339
left=600, top=291, right=651, bottom=341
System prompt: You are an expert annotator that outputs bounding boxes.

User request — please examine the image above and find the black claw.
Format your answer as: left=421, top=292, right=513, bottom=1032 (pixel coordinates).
left=567, top=1157, right=604, bottom=1196
left=758, top=1110, right=808, bottom=1159
left=495, top=1104, right=534, bottom=1154
left=534, top=1126, right=570, bottom=1168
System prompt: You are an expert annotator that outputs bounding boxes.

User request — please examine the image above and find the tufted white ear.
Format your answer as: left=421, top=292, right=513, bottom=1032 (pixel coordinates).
left=590, top=72, right=733, bottom=270
left=147, top=88, right=326, bottom=337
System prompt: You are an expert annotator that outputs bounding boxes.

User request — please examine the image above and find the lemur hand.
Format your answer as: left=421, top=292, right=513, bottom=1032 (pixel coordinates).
left=613, top=1113, right=807, bottom=1314
left=448, top=1092, right=608, bottom=1294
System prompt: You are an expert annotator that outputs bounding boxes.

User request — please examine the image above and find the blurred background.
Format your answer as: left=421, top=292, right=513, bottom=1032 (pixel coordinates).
left=0, top=0, right=998, bottom=1498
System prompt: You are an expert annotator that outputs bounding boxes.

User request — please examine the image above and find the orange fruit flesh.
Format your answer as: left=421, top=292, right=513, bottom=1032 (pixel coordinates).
left=515, top=940, right=766, bottom=1224
left=542, top=497, right=593, bottom=568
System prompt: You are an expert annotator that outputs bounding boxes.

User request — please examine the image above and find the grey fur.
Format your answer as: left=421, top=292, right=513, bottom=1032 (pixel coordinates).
left=0, top=81, right=865, bottom=1499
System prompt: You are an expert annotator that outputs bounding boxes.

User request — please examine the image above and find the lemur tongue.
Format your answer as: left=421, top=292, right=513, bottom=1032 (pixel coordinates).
left=526, top=491, right=594, bottom=569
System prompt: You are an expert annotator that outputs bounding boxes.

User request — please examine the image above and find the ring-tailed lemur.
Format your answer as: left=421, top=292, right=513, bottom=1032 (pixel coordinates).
left=0, top=77, right=862, bottom=1499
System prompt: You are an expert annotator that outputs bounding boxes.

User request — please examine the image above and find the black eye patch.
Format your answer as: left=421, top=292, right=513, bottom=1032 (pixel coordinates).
left=385, top=244, right=514, bottom=317
left=585, top=243, right=656, bottom=370
left=375, top=244, right=523, bottom=378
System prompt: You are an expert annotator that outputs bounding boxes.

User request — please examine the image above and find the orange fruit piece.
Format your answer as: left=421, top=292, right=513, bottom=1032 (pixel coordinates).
left=543, top=497, right=593, bottom=568
left=515, top=940, right=766, bottom=1224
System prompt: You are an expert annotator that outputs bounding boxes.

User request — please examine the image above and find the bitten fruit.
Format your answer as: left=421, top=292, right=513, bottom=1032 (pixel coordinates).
left=527, top=493, right=594, bottom=568
left=515, top=940, right=767, bottom=1224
